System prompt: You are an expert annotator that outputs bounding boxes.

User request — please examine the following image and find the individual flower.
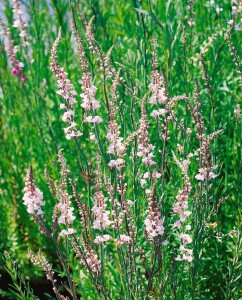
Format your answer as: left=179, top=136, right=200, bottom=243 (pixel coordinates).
left=108, top=158, right=124, bottom=169
left=59, top=228, right=76, bottom=237
left=150, top=108, right=166, bottom=117
left=93, top=235, right=111, bottom=244
left=116, top=234, right=132, bottom=245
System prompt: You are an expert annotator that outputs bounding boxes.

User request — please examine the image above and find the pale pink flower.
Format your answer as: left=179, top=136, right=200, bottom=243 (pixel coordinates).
left=117, top=234, right=132, bottom=245
left=62, top=110, right=74, bottom=122
left=13, top=20, right=21, bottom=28
left=127, top=200, right=133, bottom=206
left=148, top=83, right=158, bottom=93
left=174, top=220, right=182, bottom=229
left=59, top=228, right=76, bottom=237
left=90, top=134, right=96, bottom=140
left=140, top=179, right=147, bottom=187
left=195, top=173, right=205, bottom=181
left=185, top=225, right=191, bottom=231
left=144, top=217, right=165, bottom=237
left=108, top=159, right=124, bottom=168
left=85, top=116, right=103, bottom=124
left=179, top=233, right=192, bottom=245
left=93, top=235, right=110, bottom=244
left=209, top=172, right=217, bottom=179
left=187, top=128, right=192, bottom=135
left=93, top=212, right=113, bottom=230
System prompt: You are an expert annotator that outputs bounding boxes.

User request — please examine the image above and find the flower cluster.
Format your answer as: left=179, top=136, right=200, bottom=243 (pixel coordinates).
left=108, top=158, right=124, bottom=169
left=0, top=18, right=27, bottom=81
left=57, top=191, right=75, bottom=226
left=227, top=1, right=242, bottom=30
left=92, top=191, right=113, bottom=230
left=84, top=251, right=101, bottom=274
left=175, top=232, right=193, bottom=262
left=6, top=37, right=26, bottom=80
left=80, top=72, right=102, bottom=123
left=83, top=241, right=101, bottom=274
left=195, top=130, right=222, bottom=181
left=92, top=161, right=112, bottom=242
left=12, top=0, right=29, bottom=47
left=144, top=186, right=165, bottom=240
left=137, top=98, right=156, bottom=166
left=105, top=179, right=133, bottom=245
left=58, top=228, right=76, bottom=237
left=50, top=29, right=82, bottom=140
left=149, top=80, right=167, bottom=106
left=106, top=70, right=126, bottom=168
left=195, top=166, right=218, bottom=181
left=173, top=183, right=192, bottom=228
left=55, top=150, right=76, bottom=237
left=106, top=117, right=124, bottom=156
left=148, top=38, right=168, bottom=117
left=173, top=153, right=193, bottom=262
left=23, top=166, right=45, bottom=216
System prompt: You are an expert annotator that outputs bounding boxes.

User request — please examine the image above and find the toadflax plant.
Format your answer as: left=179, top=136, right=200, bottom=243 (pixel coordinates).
left=1, top=1, right=240, bottom=300
left=18, top=18, right=225, bottom=299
